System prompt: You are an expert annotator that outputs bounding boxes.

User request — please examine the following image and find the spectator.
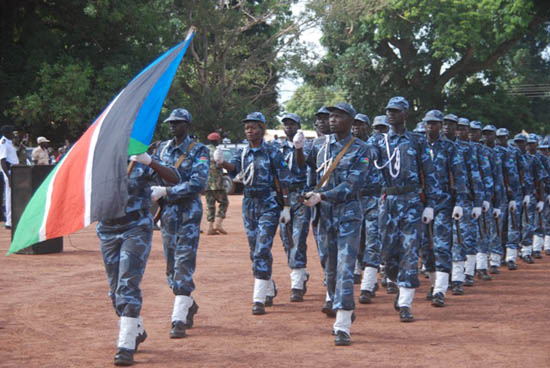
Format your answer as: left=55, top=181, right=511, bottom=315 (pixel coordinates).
left=32, top=136, right=51, bottom=165
left=0, top=125, right=19, bottom=229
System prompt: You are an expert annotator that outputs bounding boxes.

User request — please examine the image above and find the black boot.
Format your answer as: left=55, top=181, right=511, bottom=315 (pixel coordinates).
left=451, top=282, right=464, bottom=295
left=290, top=288, right=304, bottom=302
left=265, top=280, right=277, bottom=307
left=322, top=300, right=336, bottom=317
left=359, top=290, right=374, bottom=304
left=477, top=269, right=492, bottom=281
left=114, top=348, right=135, bottom=366
left=170, top=321, right=187, bottom=338
left=464, top=275, right=475, bottom=286
left=252, top=302, right=265, bottom=315
left=426, top=287, right=434, bottom=301
left=334, top=330, right=351, bottom=346
left=399, top=307, right=414, bottom=322
left=507, top=260, right=517, bottom=270
left=489, top=265, right=500, bottom=274
left=185, top=301, right=199, bottom=328
left=386, top=280, right=398, bottom=294
left=431, top=292, right=445, bottom=307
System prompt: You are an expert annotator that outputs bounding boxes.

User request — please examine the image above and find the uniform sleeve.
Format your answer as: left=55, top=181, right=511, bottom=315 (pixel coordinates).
left=502, top=149, right=520, bottom=199
left=228, top=148, right=243, bottom=177
left=305, top=143, right=318, bottom=189
left=165, top=145, right=210, bottom=199
left=450, top=143, right=467, bottom=207
left=467, top=146, right=484, bottom=207
left=492, top=154, right=505, bottom=208
left=148, top=151, right=181, bottom=186
left=477, top=147, right=494, bottom=203
left=271, top=148, right=290, bottom=189
left=419, top=141, right=441, bottom=208
left=321, top=144, right=369, bottom=203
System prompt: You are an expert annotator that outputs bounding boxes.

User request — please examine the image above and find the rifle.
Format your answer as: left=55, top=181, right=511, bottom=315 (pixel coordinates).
left=427, top=222, right=434, bottom=251
left=495, top=215, right=502, bottom=239
left=448, top=155, right=463, bottom=244
left=455, top=218, right=463, bottom=245
left=510, top=206, right=517, bottom=230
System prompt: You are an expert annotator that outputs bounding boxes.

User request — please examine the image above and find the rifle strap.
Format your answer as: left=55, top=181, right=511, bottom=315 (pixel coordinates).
left=315, top=137, right=355, bottom=190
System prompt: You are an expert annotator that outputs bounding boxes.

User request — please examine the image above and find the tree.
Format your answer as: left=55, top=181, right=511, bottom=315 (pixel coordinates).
left=304, top=0, right=550, bottom=129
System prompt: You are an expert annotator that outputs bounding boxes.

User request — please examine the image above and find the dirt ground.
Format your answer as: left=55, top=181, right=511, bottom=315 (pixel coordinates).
left=1, top=195, right=549, bottom=368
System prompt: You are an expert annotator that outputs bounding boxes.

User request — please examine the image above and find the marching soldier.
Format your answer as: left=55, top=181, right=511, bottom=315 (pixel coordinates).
left=205, top=132, right=229, bottom=235
left=537, top=137, right=550, bottom=255
left=373, top=97, right=441, bottom=322
left=155, top=108, right=210, bottom=338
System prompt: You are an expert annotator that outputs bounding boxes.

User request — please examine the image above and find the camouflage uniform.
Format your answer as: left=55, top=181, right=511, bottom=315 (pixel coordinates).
left=97, top=161, right=177, bottom=317
left=157, top=135, right=210, bottom=296
left=306, top=133, right=370, bottom=311
left=205, top=144, right=228, bottom=222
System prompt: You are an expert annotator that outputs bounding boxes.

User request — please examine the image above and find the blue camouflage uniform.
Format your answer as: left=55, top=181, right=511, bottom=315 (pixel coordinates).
left=306, top=133, right=370, bottom=310
left=534, top=148, right=550, bottom=239
left=157, top=135, right=210, bottom=296
left=421, top=132, right=467, bottom=276
left=97, top=161, right=178, bottom=317
left=276, top=137, right=311, bottom=271
left=537, top=143, right=550, bottom=247
left=228, top=140, right=290, bottom=280
left=374, top=129, right=441, bottom=290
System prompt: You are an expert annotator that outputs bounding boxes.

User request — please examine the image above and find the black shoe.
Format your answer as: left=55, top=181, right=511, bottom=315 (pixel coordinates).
left=399, top=307, right=414, bottom=322
left=426, top=287, right=433, bottom=301
left=477, top=269, right=492, bottom=281
left=359, top=290, right=374, bottom=304
left=507, top=260, right=517, bottom=270
left=114, top=348, right=134, bottom=366
left=545, top=249, right=550, bottom=256
left=522, top=254, right=535, bottom=264
left=353, top=273, right=361, bottom=285
left=252, top=302, right=266, bottom=315
left=185, top=301, right=199, bottom=328
left=322, top=301, right=336, bottom=318
left=170, top=321, right=187, bottom=338
left=265, top=280, right=277, bottom=307
left=135, top=329, right=147, bottom=352
left=431, top=292, right=445, bottom=307
left=422, top=269, right=430, bottom=278
left=451, top=282, right=464, bottom=295
left=489, top=265, right=500, bottom=274
left=5, top=225, right=11, bottom=230
left=464, top=275, right=475, bottom=286
left=334, top=330, right=351, bottom=346
left=381, top=276, right=387, bottom=288
left=533, top=251, right=542, bottom=259
left=290, top=288, right=304, bottom=302
left=386, top=281, right=398, bottom=294
left=394, top=291, right=400, bottom=312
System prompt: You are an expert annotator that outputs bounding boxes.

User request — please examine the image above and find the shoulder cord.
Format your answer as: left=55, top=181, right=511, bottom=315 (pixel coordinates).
left=316, top=135, right=333, bottom=186
left=374, top=133, right=400, bottom=178
left=159, top=139, right=173, bottom=162
left=241, top=147, right=255, bottom=186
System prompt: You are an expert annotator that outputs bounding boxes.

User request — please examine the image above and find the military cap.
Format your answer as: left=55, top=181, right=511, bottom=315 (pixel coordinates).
left=354, top=113, right=371, bottom=125
left=385, top=96, right=409, bottom=111
left=539, top=137, right=550, bottom=149
left=457, top=117, right=470, bottom=127
left=242, top=112, right=266, bottom=124
left=164, top=108, right=192, bottom=123
left=513, top=133, right=527, bottom=141
left=281, top=113, right=301, bottom=127
left=372, top=115, right=390, bottom=127
left=207, top=132, right=221, bottom=141
left=469, top=121, right=482, bottom=130
left=423, top=110, right=444, bottom=123
left=315, top=106, right=330, bottom=116
left=415, top=121, right=426, bottom=133
left=327, top=102, right=357, bottom=117
left=527, top=133, right=538, bottom=144
left=496, top=128, right=509, bottom=137
left=482, top=124, right=497, bottom=132
left=443, top=114, right=459, bottom=123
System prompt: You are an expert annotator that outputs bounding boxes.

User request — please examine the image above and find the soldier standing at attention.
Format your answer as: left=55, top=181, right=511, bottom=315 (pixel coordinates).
left=526, top=134, right=548, bottom=259
left=215, top=112, right=290, bottom=315
left=421, top=110, right=466, bottom=307
left=373, top=97, right=441, bottom=322
left=277, top=113, right=311, bottom=302
left=205, top=132, right=229, bottom=235
left=98, top=152, right=179, bottom=366
left=0, top=126, right=18, bottom=229
left=155, top=108, right=210, bottom=338
left=303, top=102, right=370, bottom=346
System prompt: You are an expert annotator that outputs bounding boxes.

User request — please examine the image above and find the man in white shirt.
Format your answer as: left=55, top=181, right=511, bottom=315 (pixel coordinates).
left=32, top=136, right=51, bottom=165
left=0, top=126, right=20, bottom=229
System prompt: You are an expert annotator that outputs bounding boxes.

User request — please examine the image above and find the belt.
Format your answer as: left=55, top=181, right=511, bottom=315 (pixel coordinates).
left=103, top=210, right=143, bottom=226
left=244, top=188, right=272, bottom=198
left=382, top=185, right=417, bottom=196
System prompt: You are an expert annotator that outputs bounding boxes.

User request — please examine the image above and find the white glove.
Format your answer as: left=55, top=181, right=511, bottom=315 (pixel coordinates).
left=292, top=130, right=305, bottom=149
left=213, top=148, right=224, bottom=165
left=279, top=206, right=291, bottom=224
left=130, top=152, right=152, bottom=166
left=482, top=201, right=490, bottom=213
left=452, top=206, right=463, bottom=220
left=508, top=200, right=516, bottom=212
left=472, top=207, right=482, bottom=219
left=303, top=192, right=322, bottom=207
left=522, top=195, right=530, bottom=207
left=151, top=186, right=167, bottom=202
left=536, top=201, right=544, bottom=213
left=493, top=208, right=501, bottom=219
left=422, top=207, right=434, bottom=224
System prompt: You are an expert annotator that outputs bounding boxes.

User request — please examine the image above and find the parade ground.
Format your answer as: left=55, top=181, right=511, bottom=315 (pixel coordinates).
left=1, top=195, right=549, bottom=367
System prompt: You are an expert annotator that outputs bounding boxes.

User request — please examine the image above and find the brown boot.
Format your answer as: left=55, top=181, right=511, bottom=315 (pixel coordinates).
left=207, top=221, right=218, bottom=235
left=215, top=217, right=227, bottom=234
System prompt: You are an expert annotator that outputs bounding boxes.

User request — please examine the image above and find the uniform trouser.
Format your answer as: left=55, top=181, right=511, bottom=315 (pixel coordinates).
left=97, top=216, right=153, bottom=318
left=319, top=201, right=361, bottom=310
left=161, top=198, right=202, bottom=296
left=361, top=196, right=381, bottom=268
left=520, top=194, right=537, bottom=248
left=379, top=193, right=423, bottom=289
left=279, top=191, right=310, bottom=269
left=476, top=204, right=494, bottom=256
left=2, top=171, right=10, bottom=227
left=545, top=199, right=550, bottom=236
left=205, top=189, right=229, bottom=222
left=489, top=204, right=507, bottom=256
left=421, top=202, right=452, bottom=274
left=242, top=195, right=280, bottom=280
left=452, top=200, right=477, bottom=261
left=506, top=196, right=523, bottom=250
left=312, top=204, right=327, bottom=270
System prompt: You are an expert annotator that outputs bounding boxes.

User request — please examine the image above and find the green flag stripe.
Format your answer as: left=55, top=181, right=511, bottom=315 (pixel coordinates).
left=128, top=137, right=149, bottom=156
